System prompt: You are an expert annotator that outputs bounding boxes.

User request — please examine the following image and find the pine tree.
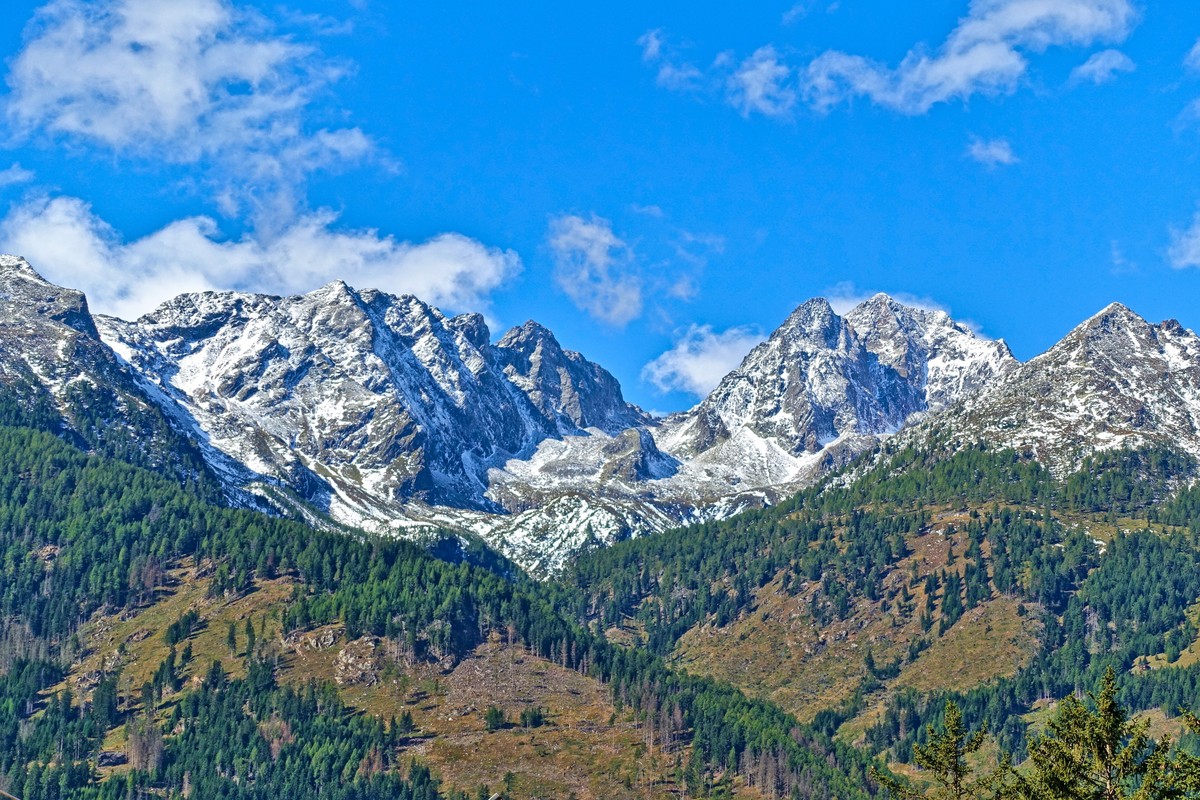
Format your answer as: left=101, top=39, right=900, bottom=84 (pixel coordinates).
left=872, top=701, right=987, bottom=800
left=484, top=705, right=506, bottom=732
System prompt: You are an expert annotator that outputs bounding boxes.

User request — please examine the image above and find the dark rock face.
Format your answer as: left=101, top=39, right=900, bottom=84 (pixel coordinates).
left=0, top=255, right=213, bottom=487
left=495, top=320, right=645, bottom=436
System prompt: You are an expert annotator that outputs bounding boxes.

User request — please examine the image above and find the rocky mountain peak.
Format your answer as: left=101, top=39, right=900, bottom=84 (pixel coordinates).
left=776, top=297, right=847, bottom=350
left=1068, top=301, right=1150, bottom=341
left=447, top=313, right=490, bottom=350
left=0, top=253, right=49, bottom=284
left=658, top=293, right=1015, bottom=473
left=0, top=253, right=99, bottom=338
left=499, top=319, right=554, bottom=345
left=926, top=302, right=1200, bottom=471
left=495, top=319, right=645, bottom=435
left=844, top=293, right=1016, bottom=411
left=1033, top=302, right=1162, bottom=370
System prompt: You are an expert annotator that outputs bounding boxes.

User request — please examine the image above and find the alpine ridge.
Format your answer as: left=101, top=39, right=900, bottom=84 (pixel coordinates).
left=915, top=301, right=1200, bottom=471
left=0, top=255, right=215, bottom=488
left=6, top=254, right=1196, bottom=574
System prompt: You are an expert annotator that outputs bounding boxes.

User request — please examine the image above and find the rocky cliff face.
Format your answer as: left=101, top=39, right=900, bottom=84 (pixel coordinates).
left=655, top=294, right=1016, bottom=469
left=844, top=294, right=1016, bottom=413
left=0, top=255, right=214, bottom=487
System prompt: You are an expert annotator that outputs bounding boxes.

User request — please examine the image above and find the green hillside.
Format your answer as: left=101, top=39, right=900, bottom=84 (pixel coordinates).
left=0, top=424, right=875, bottom=800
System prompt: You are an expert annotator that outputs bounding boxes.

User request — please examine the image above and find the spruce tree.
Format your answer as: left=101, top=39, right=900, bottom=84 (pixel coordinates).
left=1021, top=666, right=1171, bottom=800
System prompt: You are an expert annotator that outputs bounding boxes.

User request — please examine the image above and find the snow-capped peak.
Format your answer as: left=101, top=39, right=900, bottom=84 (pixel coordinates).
left=659, top=293, right=1013, bottom=462
left=926, top=303, right=1200, bottom=471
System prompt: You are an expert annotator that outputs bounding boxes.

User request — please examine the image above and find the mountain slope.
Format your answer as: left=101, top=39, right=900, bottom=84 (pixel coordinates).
left=0, top=255, right=216, bottom=491
left=844, top=293, right=1015, bottom=413
left=96, top=282, right=647, bottom=520
left=0, top=421, right=878, bottom=800
left=0, top=254, right=1018, bottom=572
left=652, top=294, right=1015, bottom=484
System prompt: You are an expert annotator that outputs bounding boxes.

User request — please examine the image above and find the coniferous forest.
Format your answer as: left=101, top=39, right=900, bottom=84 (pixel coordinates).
left=5, top=375, right=1200, bottom=799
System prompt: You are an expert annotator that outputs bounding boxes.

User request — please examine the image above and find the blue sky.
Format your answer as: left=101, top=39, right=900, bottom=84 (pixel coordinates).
left=1, top=0, right=1199, bottom=412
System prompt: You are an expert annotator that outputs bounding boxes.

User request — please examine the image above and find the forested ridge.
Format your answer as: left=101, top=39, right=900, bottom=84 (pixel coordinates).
left=0, top=424, right=876, bottom=800
left=568, top=441, right=1200, bottom=793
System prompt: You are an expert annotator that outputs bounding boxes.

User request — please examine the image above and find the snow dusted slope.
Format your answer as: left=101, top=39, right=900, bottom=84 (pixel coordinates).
left=844, top=294, right=1015, bottom=413
left=920, top=303, right=1200, bottom=471
left=0, top=255, right=1020, bottom=573
left=654, top=295, right=1016, bottom=472
left=96, top=281, right=647, bottom=519
left=477, top=294, right=1016, bottom=569
left=94, top=277, right=1016, bottom=572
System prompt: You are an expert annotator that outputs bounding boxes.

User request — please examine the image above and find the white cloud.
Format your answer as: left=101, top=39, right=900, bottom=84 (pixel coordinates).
left=548, top=214, right=642, bottom=327
left=655, top=62, right=705, bottom=92
left=0, top=195, right=520, bottom=319
left=630, top=203, right=665, bottom=218
left=1168, top=211, right=1200, bottom=269
left=783, top=2, right=814, bottom=24
left=1186, top=38, right=1200, bottom=72
left=0, top=164, right=36, bottom=188
left=4, top=0, right=373, bottom=219
left=782, top=1, right=840, bottom=23
left=637, top=29, right=664, bottom=63
left=967, top=135, right=1019, bottom=165
left=1110, top=240, right=1137, bottom=274
left=1069, top=48, right=1134, bottom=84
left=636, top=29, right=703, bottom=91
left=642, top=324, right=764, bottom=397
left=727, top=46, right=796, bottom=118
left=804, top=0, right=1137, bottom=114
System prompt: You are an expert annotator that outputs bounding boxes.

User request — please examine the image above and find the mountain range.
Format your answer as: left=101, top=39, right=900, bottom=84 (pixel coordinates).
left=3, top=252, right=1198, bottom=573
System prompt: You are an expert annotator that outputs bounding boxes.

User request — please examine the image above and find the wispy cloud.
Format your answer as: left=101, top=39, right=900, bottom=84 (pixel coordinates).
left=966, top=136, right=1019, bottom=166
left=1069, top=48, right=1135, bottom=84
left=727, top=46, right=797, bottom=118
left=4, top=0, right=374, bottom=223
left=548, top=214, right=643, bottom=326
left=642, top=324, right=764, bottom=397
left=782, top=2, right=815, bottom=24
left=1109, top=240, right=1137, bottom=274
left=1186, top=38, right=1200, bottom=72
left=783, top=1, right=840, bottom=24
left=630, top=203, right=665, bottom=218
left=637, top=28, right=665, bottom=63
left=803, top=0, right=1137, bottom=114
left=0, top=195, right=520, bottom=320
left=1168, top=210, right=1200, bottom=269
left=0, top=164, right=36, bottom=188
